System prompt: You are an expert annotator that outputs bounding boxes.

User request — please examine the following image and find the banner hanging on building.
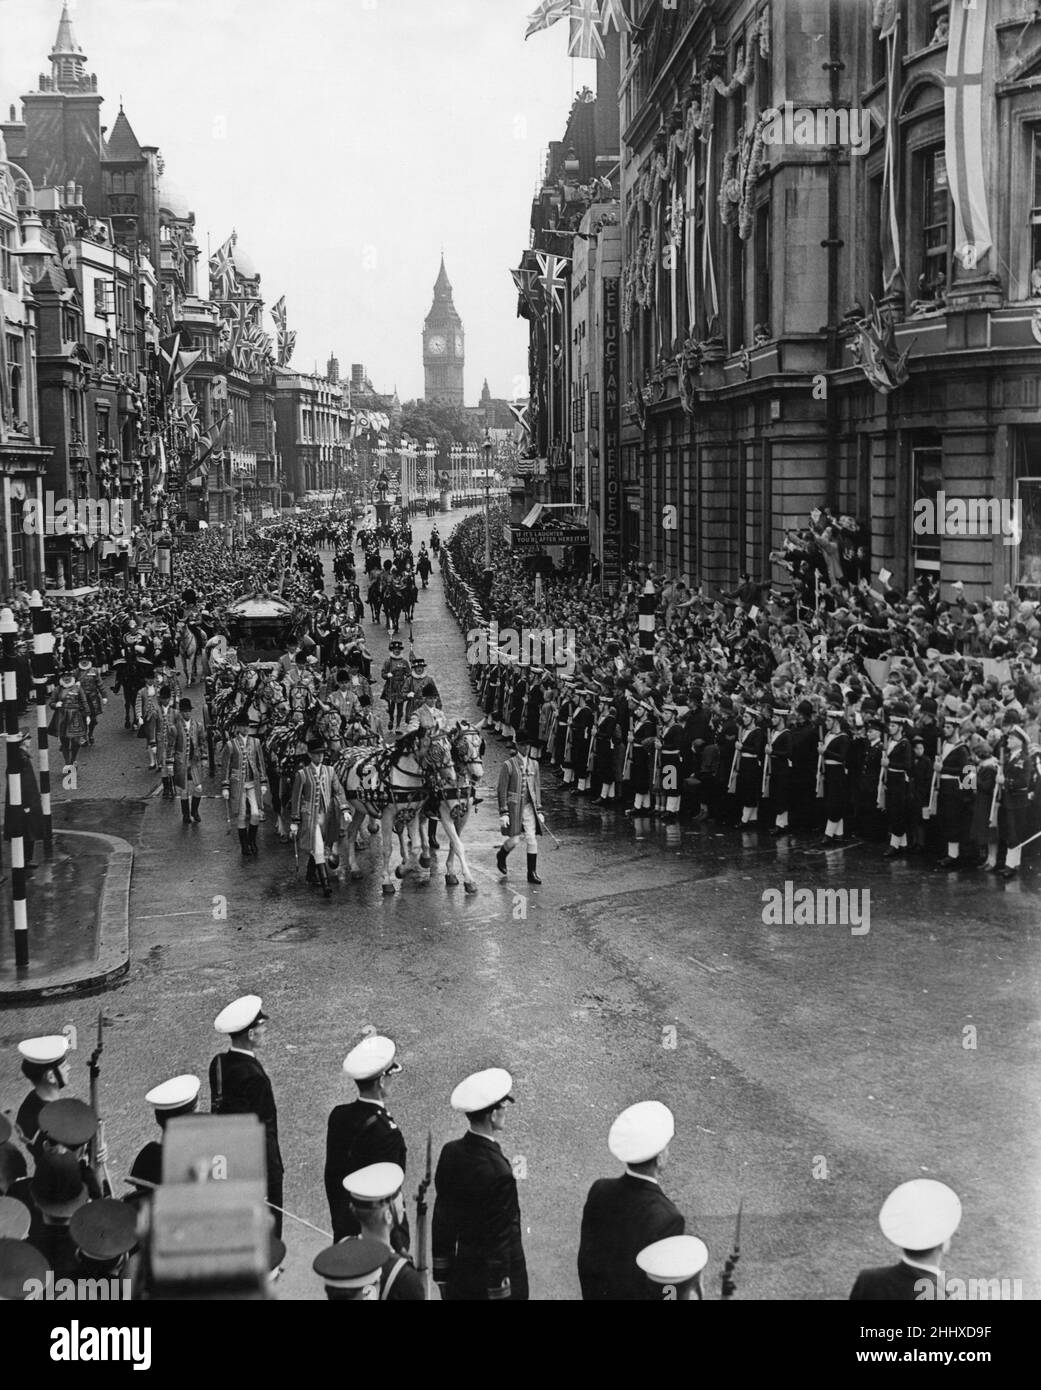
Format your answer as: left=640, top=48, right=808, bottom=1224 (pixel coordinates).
left=945, top=0, right=992, bottom=269
left=602, top=276, right=622, bottom=584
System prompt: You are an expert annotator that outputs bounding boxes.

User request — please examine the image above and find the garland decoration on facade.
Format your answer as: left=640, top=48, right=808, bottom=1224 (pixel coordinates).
left=710, top=47, right=755, bottom=99
left=756, top=8, right=771, bottom=58
left=719, top=149, right=740, bottom=226
left=670, top=194, right=685, bottom=251
left=738, top=109, right=774, bottom=240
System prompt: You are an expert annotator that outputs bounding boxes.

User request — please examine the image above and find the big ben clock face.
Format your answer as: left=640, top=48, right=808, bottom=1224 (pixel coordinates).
left=454, top=335, right=464, bottom=356
left=428, top=335, right=447, bottom=355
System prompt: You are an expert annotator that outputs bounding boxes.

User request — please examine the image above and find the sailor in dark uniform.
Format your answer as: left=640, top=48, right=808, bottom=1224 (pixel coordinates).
left=933, top=713, right=972, bottom=869
left=343, top=1164, right=425, bottom=1300
left=15, top=1035, right=72, bottom=1152
left=730, top=705, right=766, bottom=827
left=432, top=1068, right=528, bottom=1301
left=127, top=1075, right=201, bottom=1203
left=569, top=688, right=595, bottom=797
left=312, top=1236, right=386, bottom=1301
left=817, top=700, right=851, bottom=846
left=637, top=1233, right=711, bottom=1301
left=763, top=701, right=793, bottom=838
left=577, top=1101, right=685, bottom=1301
left=656, top=704, right=687, bottom=822
left=850, top=1178, right=961, bottom=1301
left=208, top=995, right=285, bottom=1238
left=324, top=1035, right=408, bottom=1247
left=882, top=702, right=914, bottom=859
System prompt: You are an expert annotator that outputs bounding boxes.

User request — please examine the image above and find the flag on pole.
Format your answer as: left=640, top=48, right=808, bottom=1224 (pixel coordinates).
left=525, top=0, right=570, bottom=38
left=209, top=231, right=237, bottom=301
left=874, top=0, right=899, bottom=41
left=852, top=301, right=913, bottom=396
left=945, top=0, right=992, bottom=269
left=535, top=252, right=570, bottom=311
left=186, top=411, right=231, bottom=478
left=569, top=0, right=605, bottom=60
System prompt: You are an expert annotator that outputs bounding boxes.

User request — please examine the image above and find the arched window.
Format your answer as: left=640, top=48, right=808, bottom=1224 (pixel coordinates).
left=10, top=365, right=21, bottom=421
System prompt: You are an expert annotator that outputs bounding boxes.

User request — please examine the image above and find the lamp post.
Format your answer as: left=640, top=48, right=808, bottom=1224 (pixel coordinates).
left=482, top=434, right=494, bottom=569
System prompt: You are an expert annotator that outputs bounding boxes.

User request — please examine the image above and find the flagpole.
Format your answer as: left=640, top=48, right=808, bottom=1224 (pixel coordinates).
left=547, top=299, right=555, bottom=504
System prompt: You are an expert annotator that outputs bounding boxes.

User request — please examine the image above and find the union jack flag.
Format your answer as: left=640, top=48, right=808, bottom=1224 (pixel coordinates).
left=569, top=0, right=605, bottom=61
left=525, top=0, right=570, bottom=39
left=209, top=232, right=237, bottom=301
left=598, top=0, right=629, bottom=35
left=535, top=252, right=570, bottom=311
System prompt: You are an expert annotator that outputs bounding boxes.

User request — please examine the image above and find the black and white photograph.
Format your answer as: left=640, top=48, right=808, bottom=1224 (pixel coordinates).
left=0, top=0, right=1037, bottom=1363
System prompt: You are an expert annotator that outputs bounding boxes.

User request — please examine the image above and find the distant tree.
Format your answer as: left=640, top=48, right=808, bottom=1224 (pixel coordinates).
left=400, top=401, right=483, bottom=454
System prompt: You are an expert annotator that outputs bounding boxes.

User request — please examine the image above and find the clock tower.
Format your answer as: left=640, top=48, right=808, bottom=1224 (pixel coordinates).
left=423, top=256, right=465, bottom=406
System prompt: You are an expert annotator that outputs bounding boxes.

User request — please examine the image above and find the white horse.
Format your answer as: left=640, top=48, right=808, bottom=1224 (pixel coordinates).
left=418, top=723, right=485, bottom=896
left=336, top=731, right=446, bottom=895
left=176, top=621, right=200, bottom=687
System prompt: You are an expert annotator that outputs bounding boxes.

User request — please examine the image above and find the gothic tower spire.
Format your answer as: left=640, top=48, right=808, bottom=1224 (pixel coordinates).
left=50, top=4, right=88, bottom=92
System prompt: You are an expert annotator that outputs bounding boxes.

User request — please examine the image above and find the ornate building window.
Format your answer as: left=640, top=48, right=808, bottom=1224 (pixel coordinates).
left=0, top=226, right=15, bottom=292
left=921, top=146, right=952, bottom=301
left=1029, top=130, right=1041, bottom=298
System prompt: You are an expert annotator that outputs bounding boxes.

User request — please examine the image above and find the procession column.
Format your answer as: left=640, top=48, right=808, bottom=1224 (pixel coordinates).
left=1, top=608, right=28, bottom=969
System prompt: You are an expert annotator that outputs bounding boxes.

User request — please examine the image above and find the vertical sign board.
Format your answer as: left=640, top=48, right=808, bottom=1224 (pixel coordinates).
left=602, top=277, right=622, bottom=587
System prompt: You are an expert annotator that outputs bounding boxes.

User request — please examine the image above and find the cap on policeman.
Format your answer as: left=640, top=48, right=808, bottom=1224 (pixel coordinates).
left=878, top=1179, right=962, bottom=1250
left=145, top=1075, right=201, bottom=1112
left=214, top=995, right=267, bottom=1035
left=0, top=1196, right=31, bottom=1241
left=38, top=1098, right=97, bottom=1149
left=0, top=1238, right=49, bottom=1299
left=312, top=1236, right=387, bottom=1289
left=637, top=1234, right=710, bottom=1285
left=450, top=1068, right=515, bottom=1114
left=17, top=1035, right=70, bottom=1067
left=69, top=1200, right=138, bottom=1261
left=343, top=1163, right=405, bottom=1203
left=342, top=1035, right=401, bottom=1083
left=608, top=1101, right=675, bottom=1165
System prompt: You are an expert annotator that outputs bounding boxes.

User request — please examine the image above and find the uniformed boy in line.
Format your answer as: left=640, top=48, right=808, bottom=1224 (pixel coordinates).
left=850, top=1178, right=961, bottom=1301
left=126, top=1075, right=201, bottom=1201
left=14, top=1035, right=72, bottom=1152
left=342, top=1164, right=425, bottom=1300
left=577, top=1101, right=685, bottom=1301
left=431, top=1068, right=528, bottom=1301
left=637, top=1233, right=711, bottom=1300
left=0, top=1238, right=49, bottom=1300
left=324, top=1036, right=408, bottom=1247
left=209, top=996, right=285, bottom=1238
left=312, top=1236, right=386, bottom=1301
left=34, top=1098, right=107, bottom=1198
left=68, top=1198, right=138, bottom=1282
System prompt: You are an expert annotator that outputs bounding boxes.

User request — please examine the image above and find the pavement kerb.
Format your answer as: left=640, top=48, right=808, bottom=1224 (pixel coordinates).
left=0, top=831, right=133, bottom=1003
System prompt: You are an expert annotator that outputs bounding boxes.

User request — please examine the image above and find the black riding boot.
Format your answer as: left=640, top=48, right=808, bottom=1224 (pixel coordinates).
left=318, top=865, right=333, bottom=899
left=238, top=830, right=250, bottom=858
left=181, top=800, right=192, bottom=825
left=527, top=854, right=542, bottom=885
left=496, top=844, right=513, bottom=877
left=190, top=797, right=202, bottom=824
left=306, top=856, right=318, bottom=885
left=248, top=824, right=259, bottom=856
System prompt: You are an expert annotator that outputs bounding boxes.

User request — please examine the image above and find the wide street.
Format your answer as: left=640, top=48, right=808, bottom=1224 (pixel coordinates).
left=0, top=510, right=1037, bottom=1303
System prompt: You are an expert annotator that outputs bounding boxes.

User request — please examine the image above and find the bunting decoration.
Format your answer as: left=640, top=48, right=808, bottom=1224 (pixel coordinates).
left=944, top=0, right=992, bottom=270
left=569, top=0, right=605, bottom=60
left=509, top=401, right=532, bottom=443
left=850, top=301, right=914, bottom=396
left=535, top=252, right=570, bottom=312
left=155, top=334, right=202, bottom=400
left=186, top=410, right=231, bottom=479
left=511, top=266, right=541, bottom=317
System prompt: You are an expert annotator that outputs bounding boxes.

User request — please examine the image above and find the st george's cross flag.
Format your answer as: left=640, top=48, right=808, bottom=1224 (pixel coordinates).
left=945, top=0, right=993, bottom=269
left=569, top=0, right=605, bottom=61
left=598, top=0, right=630, bottom=34
left=525, top=0, right=571, bottom=39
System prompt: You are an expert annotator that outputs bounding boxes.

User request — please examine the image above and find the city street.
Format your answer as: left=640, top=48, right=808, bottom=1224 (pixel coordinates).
left=1, top=512, right=1037, bottom=1302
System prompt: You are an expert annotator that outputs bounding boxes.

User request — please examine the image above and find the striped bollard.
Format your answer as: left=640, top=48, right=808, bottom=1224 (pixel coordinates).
left=29, top=591, right=54, bottom=859
left=0, top=608, right=28, bottom=970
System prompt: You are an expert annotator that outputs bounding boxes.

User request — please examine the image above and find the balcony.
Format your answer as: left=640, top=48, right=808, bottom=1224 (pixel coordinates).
left=176, top=297, right=219, bottom=334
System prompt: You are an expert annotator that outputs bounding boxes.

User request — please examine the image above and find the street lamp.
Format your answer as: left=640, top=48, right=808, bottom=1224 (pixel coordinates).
left=1, top=161, right=55, bottom=288
left=482, top=434, right=494, bottom=569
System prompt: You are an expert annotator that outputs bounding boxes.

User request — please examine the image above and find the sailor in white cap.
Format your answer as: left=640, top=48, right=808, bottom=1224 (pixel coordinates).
left=637, top=1234, right=710, bottom=1300
left=325, top=1036, right=408, bottom=1245
left=208, top=997, right=284, bottom=1238
left=578, top=1101, right=685, bottom=1301
left=432, top=1069, right=528, bottom=1300
left=850, top=1178, right=962, bottom=1300
left=342, top=1163, right=424, bottom=1300
left=15, top=1036, right=72, bottom=1152
left=127, top=1075, right=201, bottom=1199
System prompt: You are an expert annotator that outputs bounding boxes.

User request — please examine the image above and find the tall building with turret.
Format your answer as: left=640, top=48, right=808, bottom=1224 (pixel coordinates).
left=423, top=256, right=465, bottom=406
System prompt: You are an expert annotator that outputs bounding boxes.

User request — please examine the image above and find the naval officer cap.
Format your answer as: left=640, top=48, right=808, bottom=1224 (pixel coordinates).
left=450, top=1068, right=515, bottom=1115
left=38, top=1098, right=97, bottom=1149
left=17, top=1035, right=70, bottom=1067
left=69, top=1199, right=138, bottom=1262
left=342, top=1035, right=401, bottom=1083
left=608, top=1101, right=675, bottom=1165
left=145, top=1075, right=202, bottom=1113
left=313, top=1236, right=386, bottom=1289
left=637, top=1235, right=710, bottom=1286
left=878, top=1179, right=962, bottom=1251
left=0, top=1239, right=49, bottom=1300
left=343, top=1163, right=405, bottom=1204
left=214, top=995, right=268, bottom=1035
left=0, top=1196, right=31, bottom=1241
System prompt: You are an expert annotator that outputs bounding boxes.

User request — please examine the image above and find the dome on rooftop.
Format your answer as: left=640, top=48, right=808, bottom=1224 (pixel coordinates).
left=157, top=176, right=192, bottom=221
left=232, top=243, right=258, bottom=280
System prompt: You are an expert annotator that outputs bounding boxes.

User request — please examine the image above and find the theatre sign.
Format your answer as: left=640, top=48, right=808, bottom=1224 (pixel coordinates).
left=506, top=525, right=590, bottom=553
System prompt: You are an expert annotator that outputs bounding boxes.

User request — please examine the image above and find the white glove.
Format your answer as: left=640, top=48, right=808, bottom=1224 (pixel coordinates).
left=500, top=815, right=510, bottom=832
left=221, top=789, right=230, bottom=800
left=290, top=823, right=299, bottom=838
